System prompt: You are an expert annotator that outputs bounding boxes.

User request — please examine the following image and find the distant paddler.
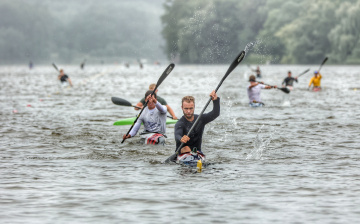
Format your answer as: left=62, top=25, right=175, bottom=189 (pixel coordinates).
left=123, top=90, right=167, bottom=145
left=135, top=83, right=178, bottom=120
left=80, top=59, right=86, bottom=70
left=58, top=69, right=73, bottom=87
left=29, top=61, right=33, bottom=70
left=282, top=71, right=298, bottom=91
left=249, top=65, right=262, bottom=78
left=247, top=75, right=277, bottom=107
left=308, top=71, right=322, bottom=91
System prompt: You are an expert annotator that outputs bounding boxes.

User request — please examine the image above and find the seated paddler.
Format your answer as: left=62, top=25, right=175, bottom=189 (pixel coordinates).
left=122, top=90, right=167, bottom=145
left=174, top=91, right=220, bottom=156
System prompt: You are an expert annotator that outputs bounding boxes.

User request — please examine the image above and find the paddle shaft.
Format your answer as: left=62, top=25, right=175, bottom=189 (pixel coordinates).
left=261, top=82, right=290, bottom=94
left=111, top=97, right=174, bottom=119
left=297, top=68, right=310, bottom=78
left=121, top=100, right=149, bottom=143
left=260, top=82, right=278, bottom=89
left=52, top=63, right=59, bottom=72
left=128, top=104, right=174, bottom=119
left=121, top=63, right=175, bottom=143
left=131, top=103, right=174, bottom=119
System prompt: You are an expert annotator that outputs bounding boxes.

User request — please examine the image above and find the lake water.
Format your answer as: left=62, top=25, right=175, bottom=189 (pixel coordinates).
left=1, top=63, right=360, bottom=223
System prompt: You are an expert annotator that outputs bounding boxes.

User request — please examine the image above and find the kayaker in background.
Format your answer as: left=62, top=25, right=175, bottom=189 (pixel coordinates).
left=29, top=61, right=33, bottom=70
left=58, top=69, right=73, bottom=87
left=282, top=71, right=298, bottom=90
left=123, top=90, right=167, bottom=145
left=308, top=71, right=322, bottom=91
left=251, top=65, right=262, bottom=78
left=174, top=90, right=220, bottom=155
left=80, top=60, right=86, bottom=70
left=135, top=83, right=178, bottom=120
left=247, top=75, right=276, bottom=107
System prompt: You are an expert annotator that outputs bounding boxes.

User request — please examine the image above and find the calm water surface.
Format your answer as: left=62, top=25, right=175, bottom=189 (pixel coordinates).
left=1, top=64, right=360, bottom=223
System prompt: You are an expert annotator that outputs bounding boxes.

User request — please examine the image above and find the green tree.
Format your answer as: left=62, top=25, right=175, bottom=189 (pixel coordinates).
left=328, top=1, right=360, bottom=63
left=255, top=0, right=302, bottom=63
left=0, top=0, right=55, bottom=63
left=162, top=0, right=257, bottom=63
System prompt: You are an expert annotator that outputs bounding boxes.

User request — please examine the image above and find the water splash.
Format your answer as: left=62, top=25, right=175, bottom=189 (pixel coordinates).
left=281, top=94, right=292, bottom=107
left=244, top=40, right=262, bottom=54
left=246, top=125, right=277, bottom=160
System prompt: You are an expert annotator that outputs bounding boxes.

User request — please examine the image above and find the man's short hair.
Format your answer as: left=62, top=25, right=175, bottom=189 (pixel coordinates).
left=145, top=90, right=157, bottom=99
left=182, top=96, right=195, bottom=105
left=149, top=83, right=156, bottom=90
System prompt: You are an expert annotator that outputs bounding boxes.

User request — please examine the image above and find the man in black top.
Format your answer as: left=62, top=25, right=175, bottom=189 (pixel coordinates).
left=58, top=69, right=73, bottom=87
left=282, top=71, right=297, bottom=89
left=174, top=90, right=220, bottom=154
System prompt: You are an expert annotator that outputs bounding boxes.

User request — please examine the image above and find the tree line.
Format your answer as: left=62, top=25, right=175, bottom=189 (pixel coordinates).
left=1, top=0, right=360, bottom=65
left=0, top=0, right=165, bottom=64
left=161, top=0, right=360, bottom=64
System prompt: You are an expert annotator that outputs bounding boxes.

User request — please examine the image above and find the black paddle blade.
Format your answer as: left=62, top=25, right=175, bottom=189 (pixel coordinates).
left=318, top=57, right=328, bottom=72
left=52, top=63, right=59, bottom=71
left=111, top=97, right=132, bottom=107
left=279, top=88, right=290, bottom=94
left=165, top=154, right=177, bottom=164
left=321, top=57, right=328, bottom=66
left=215, top=50, right=245, bottom=92
left=152, top=63, right=175, bottom=93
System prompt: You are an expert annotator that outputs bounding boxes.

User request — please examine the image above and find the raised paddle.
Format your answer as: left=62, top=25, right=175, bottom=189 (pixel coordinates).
left=308, top=57, right=328, bottom=91
left=164, top=50, right=246, bottom=163
left=296, top=68, right=310, bottom=78
left=121, top=63, right=175, bottom=144
left=111, top=96, right=174, bottom=119
left=80, top=59, right=86, bottom=69
left=318, top=57, right=328, bottom=73
left=52, top=63, right=59, bottom=71
left=261, top=82, right=290, bottom=94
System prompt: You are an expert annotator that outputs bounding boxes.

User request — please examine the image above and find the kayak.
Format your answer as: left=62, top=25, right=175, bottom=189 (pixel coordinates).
left=114, top=117, right=178, bottom=126
left=177, top=151, right=206, bottom=167
left=285, top=86, right=293, bottom=91
left=140, top=132, right=166, bottom=145
left=312, top=87, right=321, bottom=92
left=249, top=102, right=264, bottom=107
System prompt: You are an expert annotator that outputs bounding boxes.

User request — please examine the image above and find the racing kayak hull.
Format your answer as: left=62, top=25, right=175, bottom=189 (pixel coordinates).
left=177, top=151, right=206, bottom=167
left=249, top=102, right=264, bottom=107
left=312, top=87, right=321, bottom=92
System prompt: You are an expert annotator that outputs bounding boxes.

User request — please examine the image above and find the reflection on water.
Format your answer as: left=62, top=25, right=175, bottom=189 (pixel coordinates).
left=1, top=64, right=360, bottom=223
